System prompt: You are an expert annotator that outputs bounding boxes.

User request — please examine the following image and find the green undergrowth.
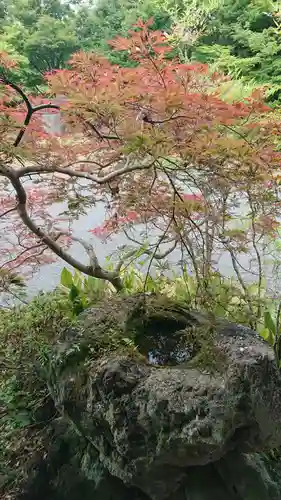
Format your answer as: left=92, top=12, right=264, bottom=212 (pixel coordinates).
left=59, top=265, right=281, bottom=350
left=0, top=291, right=76, bottom=495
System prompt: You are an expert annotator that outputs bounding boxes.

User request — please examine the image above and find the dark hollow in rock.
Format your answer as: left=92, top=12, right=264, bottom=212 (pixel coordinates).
left=129, top=309, right=199, bottom=365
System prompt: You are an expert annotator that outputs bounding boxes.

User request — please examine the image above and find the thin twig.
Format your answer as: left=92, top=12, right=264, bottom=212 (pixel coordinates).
left=0, top=205, right=18, bottom=218
left=274, top=299, right=281, bottom=367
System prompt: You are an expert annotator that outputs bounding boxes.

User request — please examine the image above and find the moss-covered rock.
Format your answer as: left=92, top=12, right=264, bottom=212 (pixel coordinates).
left=12, top=418, right=148, bottom=500
left=5, top=294, right=281, bottom=500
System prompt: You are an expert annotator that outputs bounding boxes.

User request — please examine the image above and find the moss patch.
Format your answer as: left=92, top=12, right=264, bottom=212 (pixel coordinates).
left=50, top=294, right=229, bottom=381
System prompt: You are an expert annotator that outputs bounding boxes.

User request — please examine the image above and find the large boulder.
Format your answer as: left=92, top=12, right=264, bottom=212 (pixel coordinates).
left=43, top=294, right=281, bottom=500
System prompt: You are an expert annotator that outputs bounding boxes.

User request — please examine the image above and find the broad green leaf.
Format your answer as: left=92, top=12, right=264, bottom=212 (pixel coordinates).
left=214, top=305, right=228, bottom=318
left=69, top=284, right=79, bottom=302
left=229, top=296, right=241, bottom=305
left=247, top=284, right=259, bottom=296
left=264, top=310, right=276, bottom=335
left=259, top=327, right=274, bottom=346
left=73, top=270, right=83, bottom=288
left=60, top=267, right=73, bottom=289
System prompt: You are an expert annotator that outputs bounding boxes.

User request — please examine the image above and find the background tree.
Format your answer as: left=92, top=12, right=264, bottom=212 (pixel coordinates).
left=0, top=0, right=79, bottom=86
left=160, top=0, right=281, bottom=102
left=73, top=0, right=171, bottom=65
left=23, top=15, right=79, bottom=73
left=0, top=0, right=171, bottom=82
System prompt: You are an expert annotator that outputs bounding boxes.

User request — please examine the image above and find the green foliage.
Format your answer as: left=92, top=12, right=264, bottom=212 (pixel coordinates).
left=260, top=304, right=281, bottom=362
left=0, top=290, right=76, bottom=491
left=60, top=267, right=107, bottom=316
left=73, top=0, right=171, bottom=66
left=261, top=309, right=277, bottom=345
left=23, top=15, right=79, bottom=73
left=60, top=263, right=281, bottom=349
left=162, top=0, right=281, bottom=102
left=0, top=0, right=172, bottom=84
left=0, top=0, right=79, bottom=87
left=0, top=291, right=75, bottom=421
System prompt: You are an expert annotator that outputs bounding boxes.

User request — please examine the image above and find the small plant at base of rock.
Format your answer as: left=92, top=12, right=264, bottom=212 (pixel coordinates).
left=60, top=267, right=108, bottom=316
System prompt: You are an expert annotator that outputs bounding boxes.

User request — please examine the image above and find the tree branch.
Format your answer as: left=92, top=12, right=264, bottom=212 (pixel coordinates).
left=68, top=235, right=123, bottom=290
left=0, top=77, right=59, bottom=146
left=122, top=229, right=178, bottom=260
left=0, top=242, right=45, bottom=271
left=85, top=120, right=120, bottom=141
left=0, top=78, right=156, bottom=292
left=0, top=205, right=17, bottom=218
left=7, top=172, right=123, bottom=291
left=16, top=159, right=155, bottom=184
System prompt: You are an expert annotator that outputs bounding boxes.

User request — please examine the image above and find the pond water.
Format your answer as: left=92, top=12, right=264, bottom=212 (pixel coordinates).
left=134, top=313, right=198, bottom=366
left=23, top=195, right=278, bottom=299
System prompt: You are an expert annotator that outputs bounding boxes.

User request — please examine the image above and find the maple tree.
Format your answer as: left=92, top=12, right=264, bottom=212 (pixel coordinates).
left=1, top=19, right=281, bottom=301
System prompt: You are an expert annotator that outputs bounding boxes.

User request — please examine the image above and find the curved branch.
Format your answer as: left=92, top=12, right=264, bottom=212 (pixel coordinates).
left=70, top=235, right=123, bottom=290
left=17, top=159, right=156, bottom=184
left=33, top=103, right=60, bottom=113
left=8, top=173, right=123, bottom=291
left=0, top=78, right=32, bottom=114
